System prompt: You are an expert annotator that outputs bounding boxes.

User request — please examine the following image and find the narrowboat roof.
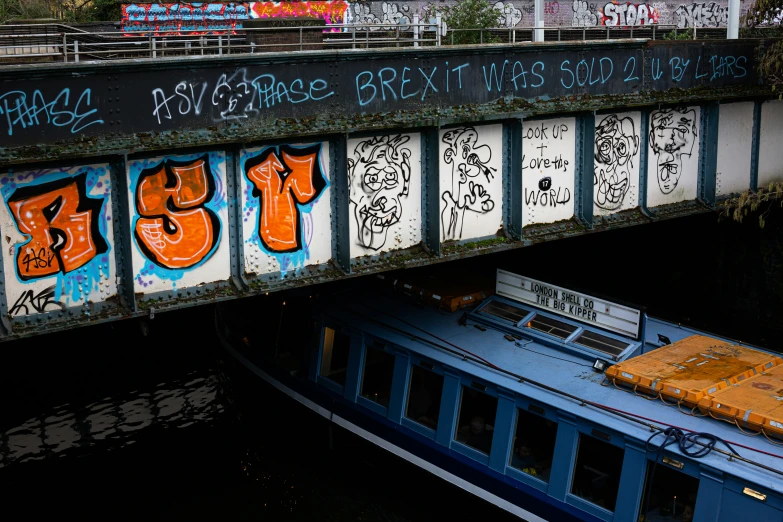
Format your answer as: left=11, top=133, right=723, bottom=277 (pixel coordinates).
left=320, top=289, right=783, bottom=494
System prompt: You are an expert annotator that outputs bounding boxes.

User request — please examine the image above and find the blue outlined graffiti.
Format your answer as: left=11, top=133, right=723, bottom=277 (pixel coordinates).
left=0, top=165, right=112, bottom=311
left=0, top=88, right=103, bottom=136
left=240, top=143, right=329, bottom=273
left=128, top=151, right=226, bottom=286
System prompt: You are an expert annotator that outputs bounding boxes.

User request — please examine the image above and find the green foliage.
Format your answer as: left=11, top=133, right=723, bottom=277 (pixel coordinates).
left=63, top=0, right=122, bottom=23
left=663, top=28, right=693, bottom=40
left=721, top=181, right=783, bottom=229
left=426, top=0, right=501, bottom=45
left=0, top=0, right=54, bottom=23
left=743, top=0, right=783, bottom=95
left=0, top=0, right=122, bottom=24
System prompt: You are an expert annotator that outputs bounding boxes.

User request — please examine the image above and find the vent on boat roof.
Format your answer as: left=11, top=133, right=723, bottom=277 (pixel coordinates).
left=573, top=330, right=629, bottom=357
left=526, top=315, right=578, bottom=340
left=478, top=300, right=530, bottom=323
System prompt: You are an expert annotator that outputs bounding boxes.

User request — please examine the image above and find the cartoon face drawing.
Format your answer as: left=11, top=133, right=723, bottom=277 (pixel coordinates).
left=594, top=114, right=640, bottom=210
left=649, top=108, right=697, bottom=194
left=348, top=135, right=412, bottom=251
left=441, top=127, right=496, bottom=240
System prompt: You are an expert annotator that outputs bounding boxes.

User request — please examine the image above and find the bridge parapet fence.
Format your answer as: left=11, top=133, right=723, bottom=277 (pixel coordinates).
left=0, top=22, right=735, bottom=64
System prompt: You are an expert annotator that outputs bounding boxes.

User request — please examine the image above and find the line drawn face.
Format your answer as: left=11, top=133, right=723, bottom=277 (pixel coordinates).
left=440, top=127, right=497, bottom=241
left=650, top=108, right=697, bottom=194
left=348, top=135, right=411, bottom=251
left=442, top=127, right=494, bottom=198
left=594, top=114, right=639, bottom=210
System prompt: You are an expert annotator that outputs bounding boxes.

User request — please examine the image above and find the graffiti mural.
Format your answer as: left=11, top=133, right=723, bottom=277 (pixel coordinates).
left=675, top=2, right=728, bottom=27
left=601, top=1, right=660, bottom=25
left=250, top=1, right=350, bottom=25
left=128, top=152, right=230, bottom=294
left=439, top=125, right=503, bottom=242
left=573, top=0, right=599, bottom=25
left=494, top=2, right=524, bottom=27
left=594, top=112, right=641, bottom=215
left=647, top=106, right=700, bottom=207
left=121, top=2, right=249, bottom=35
left=241, top=143, right=331, bottom=276
left=522, top=117, right=575, bottom=226
left=348, top=134, right=421, bottom=257
left=0, top=165, right=116, bottom=317
left=134, top=156, right=219, bottom=270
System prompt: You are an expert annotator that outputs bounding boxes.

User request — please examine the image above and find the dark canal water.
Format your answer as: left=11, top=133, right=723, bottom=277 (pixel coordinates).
left=0, top=208, right=780, bottom=521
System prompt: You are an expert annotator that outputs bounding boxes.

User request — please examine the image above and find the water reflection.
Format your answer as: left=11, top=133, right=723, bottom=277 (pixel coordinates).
left=0, top=371, right=222, bottom=469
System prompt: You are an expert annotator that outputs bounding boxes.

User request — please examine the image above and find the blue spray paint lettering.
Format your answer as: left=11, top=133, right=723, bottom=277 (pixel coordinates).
left=0, top=88, right=103, bottom=136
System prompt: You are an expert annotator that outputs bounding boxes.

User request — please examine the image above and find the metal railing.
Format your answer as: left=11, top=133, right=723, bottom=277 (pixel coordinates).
left=0, top=21, right=733, bottom=65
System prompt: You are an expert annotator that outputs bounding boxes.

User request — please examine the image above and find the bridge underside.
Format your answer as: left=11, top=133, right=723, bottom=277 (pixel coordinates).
left=0, top=38, right=780, bottom=340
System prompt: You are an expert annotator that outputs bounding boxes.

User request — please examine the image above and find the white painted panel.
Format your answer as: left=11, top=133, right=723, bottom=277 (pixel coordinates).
left=593, top=112, right=641, bottom=216
left=496, top=270, right=641, bottom=338
left=127, top=151, right=231, bottom=296
left=758, top=100, right=783, bottom=188
left=348, top=133, right=421, bottom=258
left=0, top=164, right=117, bottom=317
left=646, top=106, right=701, bottom=207
left=716, top=102, right=753, bottom=196
left=522, top=117, right=576, bottom=226
left=439, top=124, right=503, bottom=242
left=240, top=142, right=331, bottom=276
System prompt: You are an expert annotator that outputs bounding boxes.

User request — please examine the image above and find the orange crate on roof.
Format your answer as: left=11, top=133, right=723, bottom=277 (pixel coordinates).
left=697, top=364, right=783, bottom=440
left=604, top=335, right=783, bottom=407
left=699, top=366, right=783, bottom=439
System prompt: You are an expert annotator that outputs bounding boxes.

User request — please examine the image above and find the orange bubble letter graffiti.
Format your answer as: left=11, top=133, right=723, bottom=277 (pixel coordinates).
left=7, top=174, right=108, bottom=280
left=245, top=145, right=326, bottom=253
left=134, top=156, right=220, bottom=269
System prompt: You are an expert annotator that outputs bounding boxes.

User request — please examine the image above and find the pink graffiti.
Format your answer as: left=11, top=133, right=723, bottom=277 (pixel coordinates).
left=544, top=1, right=560, bottom=14
left=250, top=1, right=349, bottom=26
left=601, top=1, right=660, bottom=25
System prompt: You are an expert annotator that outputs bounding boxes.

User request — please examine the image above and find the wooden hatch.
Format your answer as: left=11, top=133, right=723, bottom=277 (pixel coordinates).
left=375, top=272, right=494, bottom=313
left=604, top=335, right=783, bottom=407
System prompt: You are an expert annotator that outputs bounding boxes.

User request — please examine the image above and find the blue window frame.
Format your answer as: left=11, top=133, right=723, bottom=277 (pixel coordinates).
left=452, top=379, right=500, bottom=464
left=402, top=357, right=446, bottom=438
left=357, top=341, right=396, bottom=416
left=317, top=324, right=352, bottom=394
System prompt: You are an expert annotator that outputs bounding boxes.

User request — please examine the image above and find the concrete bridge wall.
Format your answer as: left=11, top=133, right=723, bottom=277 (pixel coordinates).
left=0, top=39, right=778, bottom=340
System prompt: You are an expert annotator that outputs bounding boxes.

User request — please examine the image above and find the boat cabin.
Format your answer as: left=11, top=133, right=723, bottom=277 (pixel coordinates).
left=220, top=269, right=783, bottom=522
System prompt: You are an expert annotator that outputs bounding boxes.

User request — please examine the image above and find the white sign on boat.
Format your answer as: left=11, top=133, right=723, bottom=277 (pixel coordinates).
left=496, top=269, right=642, bottom=339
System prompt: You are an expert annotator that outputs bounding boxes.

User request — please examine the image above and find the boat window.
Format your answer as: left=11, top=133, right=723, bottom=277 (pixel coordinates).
left=573, top=330, right=629, bottom=357
left=360, top=346, right=395, bottom=408
left=508, top=408, right=558, bottom=482
left=525, top=315, right=578, bottom=340
left=320, top=327, right=350, bottom=387
left=478, top=300, right=530, bottom=324
left=454, top=385, right=498, bottom=455
left=405, top=364, right=444, bottom=430
left=571, top=433, right=624, bottom=512
left=640, top=460, right=699, bottom=522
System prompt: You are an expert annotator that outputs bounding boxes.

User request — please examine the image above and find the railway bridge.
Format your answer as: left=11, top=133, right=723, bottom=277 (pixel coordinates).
left=0, top=34, right=781, bottom=340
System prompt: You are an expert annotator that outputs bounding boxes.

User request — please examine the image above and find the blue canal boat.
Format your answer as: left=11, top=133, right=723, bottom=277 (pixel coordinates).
left=215, top=269, right=783, bottom=522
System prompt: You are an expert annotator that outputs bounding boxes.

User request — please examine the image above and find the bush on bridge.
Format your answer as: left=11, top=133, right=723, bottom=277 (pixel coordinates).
left=425, top=0, right=501, bottom=45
